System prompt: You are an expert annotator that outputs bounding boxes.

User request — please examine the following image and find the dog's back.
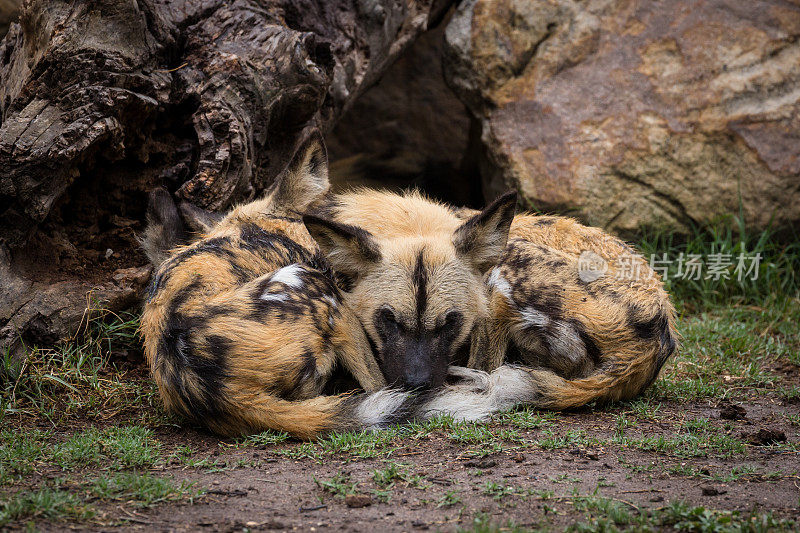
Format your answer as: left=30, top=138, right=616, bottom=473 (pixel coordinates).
left=140, top=135, right=389, bottom=437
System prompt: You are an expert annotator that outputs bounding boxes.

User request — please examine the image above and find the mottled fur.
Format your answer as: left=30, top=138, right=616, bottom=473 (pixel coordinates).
left=140, top=135, right=393, bottom=438
left=310, top=190, right=677, bottom=417
left=469, top=213, right=678, bottom=409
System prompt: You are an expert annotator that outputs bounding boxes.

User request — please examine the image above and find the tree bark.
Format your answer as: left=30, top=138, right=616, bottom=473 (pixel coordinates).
left=0, top=0, right=452, bottom=357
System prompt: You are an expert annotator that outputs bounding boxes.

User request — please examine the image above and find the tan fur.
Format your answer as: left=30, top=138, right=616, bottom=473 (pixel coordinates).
left=306, top=189, right=517, bottom=390
left=485, top=214, right=677, bottom=406
left=319, top=190, right=678, bottom=410
left=140, top=136, right=386, bottom=438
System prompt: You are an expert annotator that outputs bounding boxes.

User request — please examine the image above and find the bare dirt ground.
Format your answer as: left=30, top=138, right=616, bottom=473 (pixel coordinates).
left=138, top=401, right=800, bottom=532
left=7, top=394, right=799, bottom=532
left=2, top=304, right=799, bottom=531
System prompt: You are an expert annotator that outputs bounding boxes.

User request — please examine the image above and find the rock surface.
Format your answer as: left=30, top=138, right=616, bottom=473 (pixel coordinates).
left=444, top=0, right=800, bottom=234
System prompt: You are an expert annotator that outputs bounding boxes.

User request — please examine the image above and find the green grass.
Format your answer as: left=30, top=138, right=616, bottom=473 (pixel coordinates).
left=498, top=408, right=558, bottom=429
left=55, top=426, right=162, bottom=470
left=2, top=425, right=162, bottom=479
left=91, top=472, right=201, bottom=507
left=458, top=496, right=798, bottom=533
left=373, top=462, right=430, bottom=490
left=655, top=500, right=796, bottom=533
left=437, top=489, right=462, bottom=508
left=620, top=417, right=747, bottom=458
left=316, top=427, right=401, bottom=458
left=266, top=415, right=531, bottom=462
left=537, top=429, right=604, bottom=450
left=466, top=494, right=798, bottom=533
left=0, top=311, right=161, bottom=425
left=483, top=481, right=527, bottom=501
left=0, top=487, right=95, bottom=527
left=619, top=398, right=663, bottom=420
left=666, top=464, right=785, bottom=482
left=637, top=213, right=800, bottom=310
left=458, top=512, right=530, bottom=533
left=572, top=493, right=633, bottom=526
left=445, top=422, right=522, bottom=457
left=237, top=430, right=290, bottom=447
left=0, top=430, right=49, bottom=484
left=0, top=473, right=201, bottom=528
left=314, top=473, right=358, bottom=499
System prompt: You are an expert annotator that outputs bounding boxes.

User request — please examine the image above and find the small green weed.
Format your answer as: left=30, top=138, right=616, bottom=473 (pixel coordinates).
left=314, top=473, right=358, bottom=499
left=91, top=472, right=201, bottom=507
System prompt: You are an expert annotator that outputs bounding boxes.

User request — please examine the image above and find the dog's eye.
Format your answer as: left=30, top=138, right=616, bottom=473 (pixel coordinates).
left=379, top=307, right=400, bottom=330
left=435, top=311, right=462, bottom=334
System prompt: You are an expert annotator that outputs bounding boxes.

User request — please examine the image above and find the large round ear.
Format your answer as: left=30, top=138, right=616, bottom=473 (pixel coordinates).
left=303, top=214, right=382, bottom=280
left=178, top=201, right=224, bottom=234
left=141, top=188, right=187, bottom=266
left=273, top=130, right=330, bottom=212
left=452, top=190, right=518, bottom=273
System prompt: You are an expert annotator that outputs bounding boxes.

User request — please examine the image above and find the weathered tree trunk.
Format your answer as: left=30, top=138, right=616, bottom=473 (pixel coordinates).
left=0, top=0, right=452, bottom=358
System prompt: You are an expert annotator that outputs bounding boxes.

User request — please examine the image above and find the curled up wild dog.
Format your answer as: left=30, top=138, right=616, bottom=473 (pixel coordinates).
left=140, top=133, right=677, bottom=437
left=141, top=134, right=412, bottom=438
left=140, top=134, right=516, bottom=438
left=304, top=188, right=678, bottom=419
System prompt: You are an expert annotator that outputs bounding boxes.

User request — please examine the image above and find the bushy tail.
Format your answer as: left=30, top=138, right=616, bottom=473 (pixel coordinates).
left=174, top=356, right=672, bottom=438
left=421, top=350, right=673, bottom=421
left=198, top=389, right=423, bottom=439
left=205, top=352, right=674, bottom=437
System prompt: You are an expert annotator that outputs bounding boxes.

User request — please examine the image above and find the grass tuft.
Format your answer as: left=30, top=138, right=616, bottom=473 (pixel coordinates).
left=0, top=487, right=94, bottom=527
left=637, top=214, right=800, bottom=311
left=1, top=311, right=162, bottom=425
left=91, top=472, right=202, bottom=507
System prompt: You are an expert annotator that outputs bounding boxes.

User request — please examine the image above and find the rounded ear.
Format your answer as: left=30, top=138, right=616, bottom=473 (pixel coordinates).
left=452, top=190, right=518, bottom=273
left=273, top=130, right=330, bottom=212
left=178, top=201, right=224, bottom=234
left=303, top=214, right=381, bottom=280
left=141, top=188, right=187, bottom=266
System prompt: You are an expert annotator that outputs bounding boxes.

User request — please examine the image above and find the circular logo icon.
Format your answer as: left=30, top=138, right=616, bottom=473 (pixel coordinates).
left=577, top=251, right=607, bottom=283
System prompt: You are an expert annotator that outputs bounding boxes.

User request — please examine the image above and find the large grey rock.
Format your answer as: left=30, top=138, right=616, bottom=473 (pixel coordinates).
left=444, top=0, right=800, bottom=234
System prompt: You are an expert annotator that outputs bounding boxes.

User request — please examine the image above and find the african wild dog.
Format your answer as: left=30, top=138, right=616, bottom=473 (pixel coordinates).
left=303, top=189, right=519, bottom=394
left=304, top=189, right=677, bottom=417
left=139, top=134, right=424, bottom=438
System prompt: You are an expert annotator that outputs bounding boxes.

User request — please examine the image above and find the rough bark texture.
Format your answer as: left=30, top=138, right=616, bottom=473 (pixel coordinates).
left=444, top=0, right=800, bottom=235
left=0, top=0, right=452, bottom=357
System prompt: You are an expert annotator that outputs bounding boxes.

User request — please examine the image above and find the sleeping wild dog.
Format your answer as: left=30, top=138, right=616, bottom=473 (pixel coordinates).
left=304, top=188, right=677, bottom=419
left=139, top=134, right=432, bottom=438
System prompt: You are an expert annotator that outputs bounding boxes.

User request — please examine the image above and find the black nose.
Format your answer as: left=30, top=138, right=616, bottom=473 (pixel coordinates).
left=402, top=372, right=432, bottom=391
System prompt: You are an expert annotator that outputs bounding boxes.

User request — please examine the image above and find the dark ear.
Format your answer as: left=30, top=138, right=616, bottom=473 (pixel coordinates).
left=274, top=130, right=330, bottom=212
left=178, top=201, right=224, bottom=234
left=453, top=190, right=517, bottom=273
left=303, top=214, right=381, bottom=279
left=141, top=188, right=187, bottom=266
